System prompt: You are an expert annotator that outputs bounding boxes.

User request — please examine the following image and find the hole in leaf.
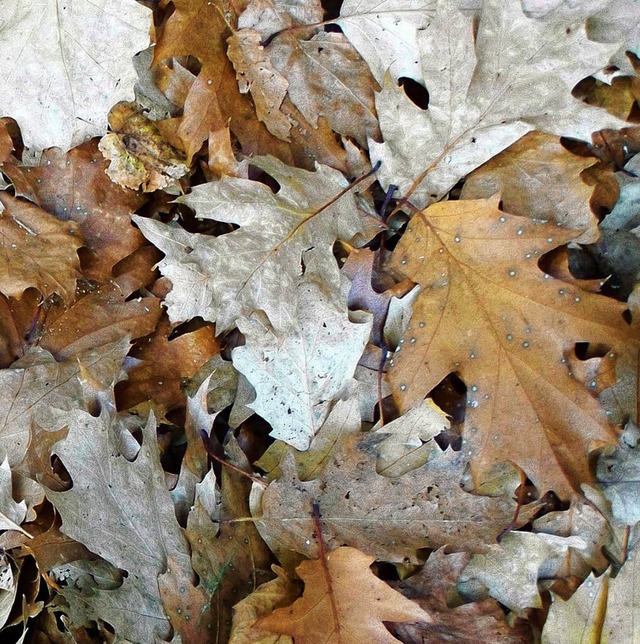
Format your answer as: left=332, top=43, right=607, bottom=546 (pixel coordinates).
left=574, top=342, right=610, bottom=360
left=398, top=77, right=429, bottom=109
left=321, top=0, right=342, bottom=21
left=430, top=373, right=466, bottom=450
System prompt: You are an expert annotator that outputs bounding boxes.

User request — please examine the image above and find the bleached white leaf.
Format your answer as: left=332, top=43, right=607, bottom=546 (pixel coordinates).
left=369, top=0, right=625, bottom=207
left=0, top=0, right=151, bottom=151
left=232, top=273, right=372, bottom=450
left=134, top=156, right=362, bottom=332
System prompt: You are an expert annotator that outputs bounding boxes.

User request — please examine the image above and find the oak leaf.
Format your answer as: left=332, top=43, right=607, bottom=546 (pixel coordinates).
left=257, top=546, right=430, bottom=643
left=370, top=0, right=624, bottom=207
left=461, top=131, right=599, bottom=233
left=388, top=197, right=638, bottom=497
left=0, top=0, right=151, bottom=151
left=46, top=411, right=192, bottom=642
left=134, top=156, right=363, bottom=332
left=252, top=432, right=529, bottom=564
left=232, top=275, right=371, bottom=450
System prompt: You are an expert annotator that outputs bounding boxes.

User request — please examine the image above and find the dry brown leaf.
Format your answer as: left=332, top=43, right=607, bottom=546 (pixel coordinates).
left=388, top=196, right=638, bottom=497
left=388, top=549, right=531, bottom=644
left=257, top=546, right=430, bottom=643
left=461, top=132, right=598, bottom=233
left=252, top=432, right=531, bottom=564
left=0, top=194, right=82, bottom=301
left=0, top=140, right=147, bottom=283
left=115, top=318, right=220, bottom=418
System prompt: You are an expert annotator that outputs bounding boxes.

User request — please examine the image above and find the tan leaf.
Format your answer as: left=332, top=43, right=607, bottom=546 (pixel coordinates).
left=370, top=0, right=624, bottom=207
left=389, top=549, right=531, bottom=644
left=258, top=547, right=430, bottom=643
left=252, top=432, right=531, bottom=564
left=0, top=194, right=81, bottom=301
left=388, top=197, right=638, bottom=497
left=461, top=131, right=598, bottom=234
left=227, top=30, right=291, bottom=141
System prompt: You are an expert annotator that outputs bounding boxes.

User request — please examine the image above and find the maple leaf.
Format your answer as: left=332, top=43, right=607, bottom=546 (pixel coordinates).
left=232, top=273, right=371, bottom=450
left=252, top=432, right=529, bottom=564
left=0, top=0, right=151, bottom=151
left=257, top=546, right=431, bottom=643
left=133, top=156, right=363, bottom=332
left=46, top=411, right=193, bottom=642
left=370, top=0, right=625, bottom=207
left=0, top=194, right=81, bottom=301
left=388, top=197, right=639, bottom=497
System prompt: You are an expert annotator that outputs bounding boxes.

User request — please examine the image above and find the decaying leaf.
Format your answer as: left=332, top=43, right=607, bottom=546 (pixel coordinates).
left=257, top=546, right=431, bottom=643
left=388, top=197, right=638, bottom=497
left=99, top=102, right=189, bottom=192
left=0, top=0, right=151, bottom=151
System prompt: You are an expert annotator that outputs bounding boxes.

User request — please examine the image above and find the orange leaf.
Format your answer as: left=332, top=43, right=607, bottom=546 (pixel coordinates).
left=257, top=546, right=430, bottom=643
left=388, top=196, right=639, bottom=498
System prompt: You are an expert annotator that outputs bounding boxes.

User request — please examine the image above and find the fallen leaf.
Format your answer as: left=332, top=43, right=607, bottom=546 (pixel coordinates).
left=389, top=549, right=532, bottom=644
left=388, top=196, right=637, bottom=497
left=461, top=131, right=598, bottom=233
left=99, top=102, right=189, bottom=192
left=115, top=317, right=220, bottom=419
left=370, top=0, right=624, bottom=207
left=229, top=565, right=298, bottom=644
left=133, top=156, right=363, bottom=332
left=227, top=30, right=291, bottom=141
left=0, top=340, right=129, bottom=467
left=257, top=546, right=431, bottom=643
left=0, top=140, right=147, bottom=283
left=46, top=412, right=193, bottom=642
left=252, top=432, right=530, bottom=564
left=459, top=532, right=592, bottom=611
left=0, top=194, right=82, bottom=301
left=0, top=0, right=151, bottom=151
left=232, top=274, right=371, bottom=450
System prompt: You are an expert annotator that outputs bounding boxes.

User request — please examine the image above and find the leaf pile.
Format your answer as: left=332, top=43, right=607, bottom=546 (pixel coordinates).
left=0, top=0, right=639, bottom=642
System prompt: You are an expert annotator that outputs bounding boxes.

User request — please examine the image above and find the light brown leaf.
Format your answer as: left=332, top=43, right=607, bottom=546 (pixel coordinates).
left=0, top=194, right=81, bottom=301
left=252, top=432, right=531, bottom=564
left=258, top=546, right=430, bottom=643
left=388, top=197, right=638, bottom=497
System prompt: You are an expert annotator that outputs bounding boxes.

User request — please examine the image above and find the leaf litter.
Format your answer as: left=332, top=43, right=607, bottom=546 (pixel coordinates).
left=0, top=0, right=638, bottom=641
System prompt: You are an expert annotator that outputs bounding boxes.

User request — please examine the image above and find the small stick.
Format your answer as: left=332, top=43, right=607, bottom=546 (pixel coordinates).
left=199, top=430, right=267, bottom=488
